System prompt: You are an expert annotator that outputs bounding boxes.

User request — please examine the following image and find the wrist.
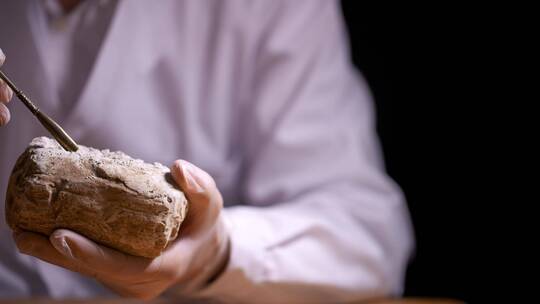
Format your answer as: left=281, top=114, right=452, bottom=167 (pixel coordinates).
left=205, top=230, right=230, bottom=286
left=177, top=215, right=230, bottom=293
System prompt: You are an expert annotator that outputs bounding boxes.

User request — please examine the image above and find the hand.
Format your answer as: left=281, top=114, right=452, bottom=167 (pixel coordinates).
left=13, top=160, right=230, bottom=299
left=0, top=48, right=14, bottom=126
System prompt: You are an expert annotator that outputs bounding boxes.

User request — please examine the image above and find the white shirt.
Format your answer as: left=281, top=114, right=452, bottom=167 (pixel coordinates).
left=40, top=0, right=117, bottom=110
left=0, top=1, right=414, bottom=303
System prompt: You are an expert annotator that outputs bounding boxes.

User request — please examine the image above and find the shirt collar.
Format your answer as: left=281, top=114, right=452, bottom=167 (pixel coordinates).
left=43, top=0, right=112, bottom=18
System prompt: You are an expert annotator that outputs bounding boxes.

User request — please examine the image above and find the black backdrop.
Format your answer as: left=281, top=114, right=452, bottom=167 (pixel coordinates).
left=340, top=2, right=485, bottom=302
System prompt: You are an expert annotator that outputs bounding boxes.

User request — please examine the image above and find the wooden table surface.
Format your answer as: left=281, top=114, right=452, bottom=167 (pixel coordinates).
left=0, top=298, right=465, bottom=304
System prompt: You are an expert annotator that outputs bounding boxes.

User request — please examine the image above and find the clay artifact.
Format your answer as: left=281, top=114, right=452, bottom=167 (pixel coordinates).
left=5, top=137, right=188, bottom=258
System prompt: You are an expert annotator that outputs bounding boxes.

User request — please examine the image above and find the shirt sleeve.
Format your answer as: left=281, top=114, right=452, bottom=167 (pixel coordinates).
left=195, top=1, right=414, bottom=303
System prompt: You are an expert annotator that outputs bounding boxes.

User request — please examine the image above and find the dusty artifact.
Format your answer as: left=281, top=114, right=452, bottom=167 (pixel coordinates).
left=5, top=137, right=188, bottom=258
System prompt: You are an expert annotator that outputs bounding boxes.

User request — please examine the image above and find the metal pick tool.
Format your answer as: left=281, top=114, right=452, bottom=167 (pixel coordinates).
left=0, top=70, right=79, bottom=152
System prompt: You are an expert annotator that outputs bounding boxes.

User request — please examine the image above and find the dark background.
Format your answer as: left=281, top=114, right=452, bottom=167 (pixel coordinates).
left=340, top=2, right=494, bottom=303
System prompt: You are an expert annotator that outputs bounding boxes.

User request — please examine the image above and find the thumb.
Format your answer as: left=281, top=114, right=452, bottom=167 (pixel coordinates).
left=170, top=160, right=223, bottom=236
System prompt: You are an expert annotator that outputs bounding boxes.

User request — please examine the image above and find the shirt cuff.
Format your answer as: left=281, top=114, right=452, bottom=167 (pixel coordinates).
left=195, top=206, right=278, bottom=297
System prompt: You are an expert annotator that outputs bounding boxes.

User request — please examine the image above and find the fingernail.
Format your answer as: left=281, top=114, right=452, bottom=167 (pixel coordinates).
left=6, top=85, right=13, bottom=101
left=51, top=232, right=75, bottom=260
left=182, top=163, right=205, bottom=193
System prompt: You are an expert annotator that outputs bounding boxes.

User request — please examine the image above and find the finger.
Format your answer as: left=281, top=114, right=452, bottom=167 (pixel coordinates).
left=0, top=47, right=14, bottom=105
left=53, top=229, right=182, bottom=299
left=171, top=160, right=223, bottom=236
left=14, top=230, right=171, bottom=299
left=0, top=103, right=10, bottom=126
left=99, top=277, right=170, bottom=300
left=13, top=231, right=102, bottom=279
left=0, top=80, right=13, bottom=103
left=50, top=229, right=163, bottom=280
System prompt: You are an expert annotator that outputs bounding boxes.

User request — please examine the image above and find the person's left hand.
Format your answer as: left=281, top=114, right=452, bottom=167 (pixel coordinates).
left=13, top=160, right=230, bottom=300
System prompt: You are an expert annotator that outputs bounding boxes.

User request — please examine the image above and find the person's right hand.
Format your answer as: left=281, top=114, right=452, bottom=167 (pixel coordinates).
left=0, top=48, right=14, bottom=126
